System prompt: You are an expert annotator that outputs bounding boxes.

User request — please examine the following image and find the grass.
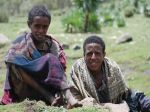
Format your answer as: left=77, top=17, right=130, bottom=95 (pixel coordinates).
left=0, top=13, right=150, bottom=111
left=0, top=100, right=110, bottom=112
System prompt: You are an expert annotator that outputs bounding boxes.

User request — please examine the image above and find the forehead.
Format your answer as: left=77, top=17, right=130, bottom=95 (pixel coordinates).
left=32, top=16, right=50, bottom=24
left=85, top=43, right=102, bottom=51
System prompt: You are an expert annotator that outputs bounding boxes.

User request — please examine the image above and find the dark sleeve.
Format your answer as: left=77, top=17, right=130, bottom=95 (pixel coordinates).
left=138, top=93, right=150, bottom=112
left=125, top=89, right=150, bottom=112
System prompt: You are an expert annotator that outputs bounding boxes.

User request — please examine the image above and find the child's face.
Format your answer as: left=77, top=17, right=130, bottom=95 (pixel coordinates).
left=84, top=43, right=105, bottom=73
left=28, top=16, right=50, bottom=42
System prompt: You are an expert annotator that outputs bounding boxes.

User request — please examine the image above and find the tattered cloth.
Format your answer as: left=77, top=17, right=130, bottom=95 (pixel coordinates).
left=70, top=58, right=128, bottom=103
left=4, top=33, right=68, bottom=90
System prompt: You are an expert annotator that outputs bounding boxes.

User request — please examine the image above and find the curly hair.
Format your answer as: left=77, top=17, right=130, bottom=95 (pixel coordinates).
left=83, top=35, right=105, bottom=55
left=28, top=5, right=51, bottom=24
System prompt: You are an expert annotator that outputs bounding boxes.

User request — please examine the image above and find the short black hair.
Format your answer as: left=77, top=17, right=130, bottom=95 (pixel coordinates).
left=28, top=5, right=51, bottom=24
left=83, top=35, right=105, bottom=55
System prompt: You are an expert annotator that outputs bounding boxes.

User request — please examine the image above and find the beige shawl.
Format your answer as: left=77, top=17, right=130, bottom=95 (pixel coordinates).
left=70, top=57, right=128, bottom=104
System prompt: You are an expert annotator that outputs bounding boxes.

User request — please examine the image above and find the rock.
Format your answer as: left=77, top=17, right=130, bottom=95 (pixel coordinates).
left=147, top=56, right=150, bottom=61
left=144, top=69, right=150, bottom=75
left=124, top=7, right=134, bottom=17
left=73, top=44, right=81, bottom=50
left=62, top=44, right=69, bottom=49
left=0, top=34, right=10, bottom=48
left=116, top=33, right=133, bottom=44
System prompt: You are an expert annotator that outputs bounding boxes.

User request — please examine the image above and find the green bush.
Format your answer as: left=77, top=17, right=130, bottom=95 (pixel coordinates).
left=62, top=9, right=100, bottom=33
left=144, top=4, right=150, bottom=17
left=114, top=15, right=126, bottom=27
left=86, top=13, right=101, bottom=32
left=99, top=10, right=114, bottom=27
left=0, top=11, right=9, bottom=23
left=124, top=6, right=135, bottom=17
left=62, top=9, right=83, bottom=33
left=99, top=9, right=125, bottom=28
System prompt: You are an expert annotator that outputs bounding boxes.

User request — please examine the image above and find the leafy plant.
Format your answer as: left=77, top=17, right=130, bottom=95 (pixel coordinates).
left=62, top=8, right=100, bottom=33
left=99, top=9, right=125, bottom=27
left=85, top=12, right=101, bottom=32
left=124, top=6, right=135, bottom=17
left=73, top=0, right=101, bottom=32
left=0, top=11, right=9, bottom=23
left=62, top=9, right=83, bottom=33
left=144, top=4, right=150, bottom=17
left=114, top=15, right=126, bottom=27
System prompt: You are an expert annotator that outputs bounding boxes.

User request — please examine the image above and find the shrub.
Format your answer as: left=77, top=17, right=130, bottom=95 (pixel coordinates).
left=99, top=9, right=125, bottom=28
left=0, top=11, right=9, bottom=23
left=144, top=4, right=150, bottom=17
left=99, top=11, right=114, bottom=27
left=62, top=9, right=100, bottom=33
left=86, top=13, right=101, bottom=32
left=124, top=6, right=135, bottom=17
left=62, top=9, right=83, bottom=33
left=114, top=15, right=126, bottom=27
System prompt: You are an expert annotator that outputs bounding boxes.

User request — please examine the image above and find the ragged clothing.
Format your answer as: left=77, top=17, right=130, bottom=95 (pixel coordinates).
left=1, top=32, right=67, bottom=104
left=70, top=57, right=128, bottom=104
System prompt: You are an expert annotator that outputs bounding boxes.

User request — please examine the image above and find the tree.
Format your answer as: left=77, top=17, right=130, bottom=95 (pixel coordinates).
left=74, top=0, right=100, bottom=32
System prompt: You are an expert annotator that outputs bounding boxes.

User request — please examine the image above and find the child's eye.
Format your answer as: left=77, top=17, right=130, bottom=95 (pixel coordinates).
left=34, top=24, right=40, bottom=28
left=87, top=52, right=93, bottom=57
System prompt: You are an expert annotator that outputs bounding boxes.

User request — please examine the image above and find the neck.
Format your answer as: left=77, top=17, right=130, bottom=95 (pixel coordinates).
left=90, top=69, right=102, bottom=78
left=90, top=69, right=103, bottom=88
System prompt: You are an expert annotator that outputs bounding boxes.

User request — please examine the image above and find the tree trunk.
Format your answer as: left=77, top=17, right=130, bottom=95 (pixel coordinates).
left=84, top=11, right=89, bottom=32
